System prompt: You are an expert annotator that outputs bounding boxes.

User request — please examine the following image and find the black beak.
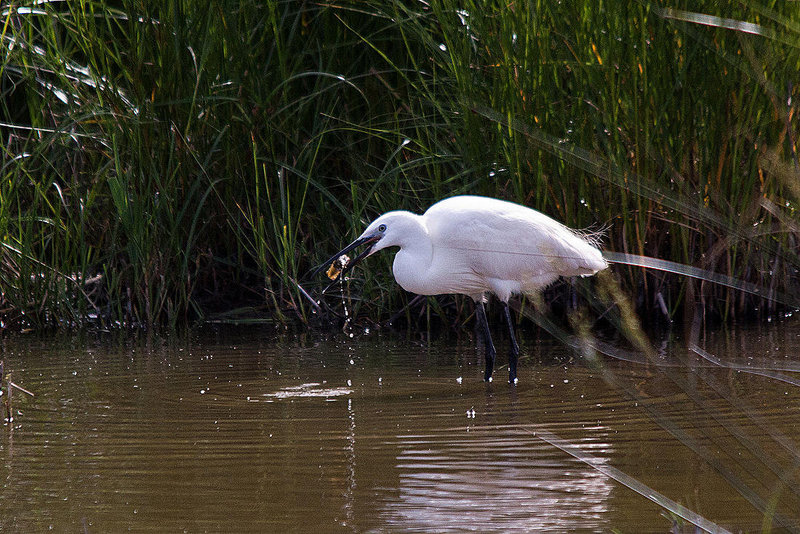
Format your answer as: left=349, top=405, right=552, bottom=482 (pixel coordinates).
left=307, top=234, right=381, bottom=282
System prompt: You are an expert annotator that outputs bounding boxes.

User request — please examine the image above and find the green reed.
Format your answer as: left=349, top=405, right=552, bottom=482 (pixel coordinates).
left=1, top=1, right=799, bottom=329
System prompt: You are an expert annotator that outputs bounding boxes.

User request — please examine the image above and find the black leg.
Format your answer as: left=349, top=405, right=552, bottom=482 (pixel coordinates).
left=502, top=302, right=519, bottom=384
left=476, top=301, right=496, bottom=382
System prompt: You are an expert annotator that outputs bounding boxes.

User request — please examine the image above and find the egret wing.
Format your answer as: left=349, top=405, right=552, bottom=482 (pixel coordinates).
left=424, top=196, right=605, bottom=291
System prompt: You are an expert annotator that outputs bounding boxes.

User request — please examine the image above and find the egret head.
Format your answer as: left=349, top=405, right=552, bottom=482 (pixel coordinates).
left=358, top=211, right=424, bottom=254
left=310, top=211, right=420, bottom=281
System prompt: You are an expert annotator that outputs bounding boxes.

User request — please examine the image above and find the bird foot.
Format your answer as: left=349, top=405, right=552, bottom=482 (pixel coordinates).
left=483, top=352, right=495, bottom=382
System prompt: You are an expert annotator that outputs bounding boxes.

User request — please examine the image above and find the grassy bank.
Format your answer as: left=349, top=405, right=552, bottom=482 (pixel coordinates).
left=1, top=0, right=799, bottom=331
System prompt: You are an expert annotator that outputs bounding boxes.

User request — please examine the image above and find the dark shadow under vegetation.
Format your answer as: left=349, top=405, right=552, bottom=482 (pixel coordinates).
left=1, top=1, right=799, bottom=335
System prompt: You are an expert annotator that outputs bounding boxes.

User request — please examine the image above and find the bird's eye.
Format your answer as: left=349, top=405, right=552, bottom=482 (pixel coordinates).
left=378, top=224, right=387, bottom=232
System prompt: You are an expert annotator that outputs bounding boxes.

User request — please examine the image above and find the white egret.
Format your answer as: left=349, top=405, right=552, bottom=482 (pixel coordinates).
left=313, top=195, right=608, bottom=383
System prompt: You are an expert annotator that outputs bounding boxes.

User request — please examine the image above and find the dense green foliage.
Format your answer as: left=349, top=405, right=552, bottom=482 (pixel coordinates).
left=1, top=0, right=799, bottom=330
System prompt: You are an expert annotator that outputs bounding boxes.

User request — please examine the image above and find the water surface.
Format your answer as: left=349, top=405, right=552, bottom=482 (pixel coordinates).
left=2, top=324, right=800, bottom=532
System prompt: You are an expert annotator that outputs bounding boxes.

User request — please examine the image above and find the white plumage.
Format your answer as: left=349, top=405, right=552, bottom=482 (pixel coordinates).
left=316, top=195, right=608, bottom=384
left=367, top=195, right=606, bottom=301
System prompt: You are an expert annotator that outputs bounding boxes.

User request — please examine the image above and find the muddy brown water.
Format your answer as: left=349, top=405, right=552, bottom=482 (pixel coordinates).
left=2, top=323, right=800, bottom=532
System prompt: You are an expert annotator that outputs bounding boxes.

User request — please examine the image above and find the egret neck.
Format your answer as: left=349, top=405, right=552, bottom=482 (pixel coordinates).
left=377, top=212, right=433, bottom=295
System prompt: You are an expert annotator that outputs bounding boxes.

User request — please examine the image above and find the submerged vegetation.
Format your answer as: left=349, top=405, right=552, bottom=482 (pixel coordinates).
left=1, top=0, right=800, bottom=330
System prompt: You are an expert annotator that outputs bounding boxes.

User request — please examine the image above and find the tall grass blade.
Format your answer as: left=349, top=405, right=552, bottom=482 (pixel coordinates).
left=530, top=428, right=733, bottom=534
